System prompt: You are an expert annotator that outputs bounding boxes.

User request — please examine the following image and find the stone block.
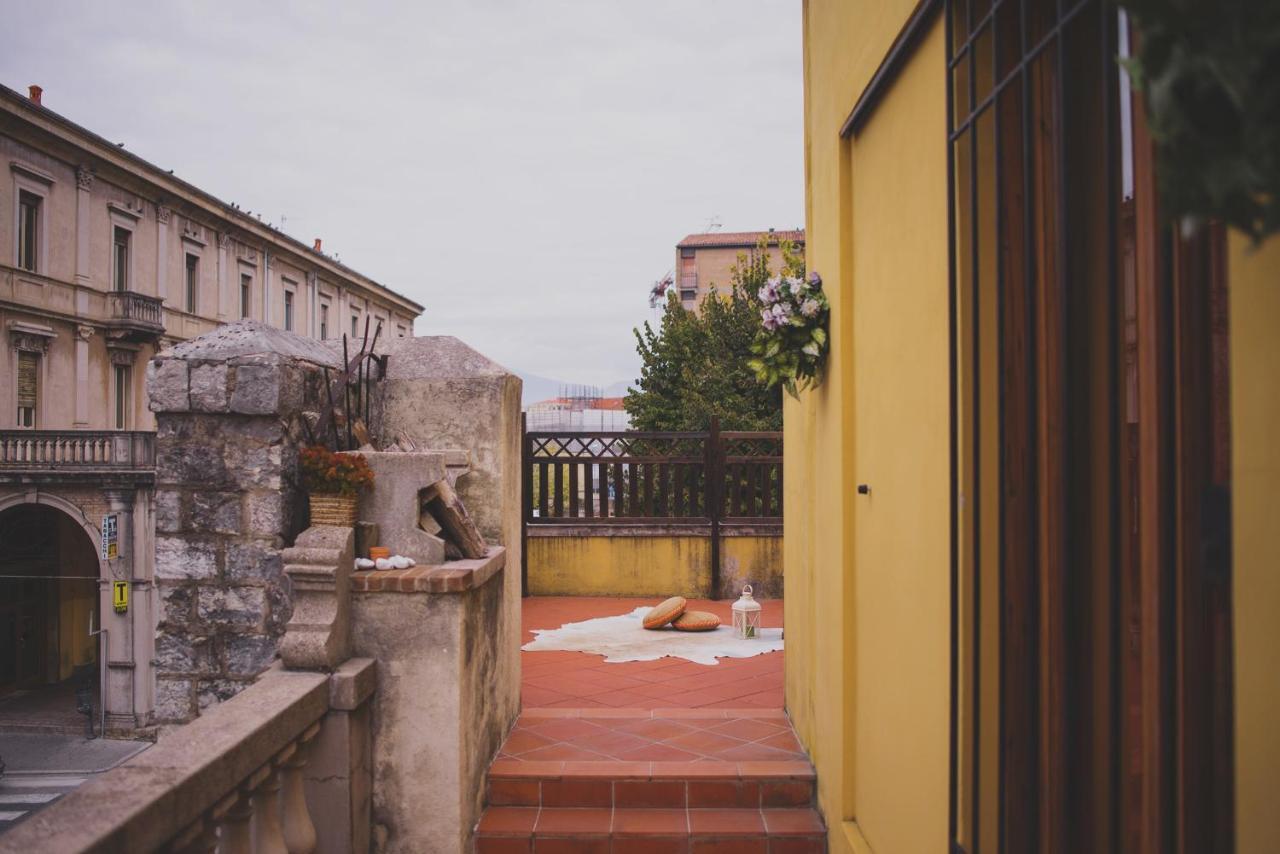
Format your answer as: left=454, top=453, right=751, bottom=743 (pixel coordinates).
left=222, top=633, right=278, bottom=676
left=155, top=489, right=183, bottom=534
left=191, top=490, right=240, bottom=535
left=154, top=632, right=209, bottom=675
left=147, top=359, right=190, bottom=412
left=155, top=536, right=219, bottom=581
left=224, top=442, right=283, bottom=489
left=230, top=364, right=282, bottom=414
left=246, top=492, right=285, bottom=538
left=189, top=362, right=229, bottom=411
left=197, top=586, right=267, bottom=630
left=226, top=540, right=283, bottom=583
left=154, top=678, right=194, bottom=722
left=158, top=584, right=195, bottom=629
left=157, top=443, right=228, bottom=487
left=196, top=678, right=246, bottom=711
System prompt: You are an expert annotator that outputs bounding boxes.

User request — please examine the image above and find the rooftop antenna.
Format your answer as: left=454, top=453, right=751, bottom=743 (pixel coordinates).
left=703, top=215, right=722, bottom=233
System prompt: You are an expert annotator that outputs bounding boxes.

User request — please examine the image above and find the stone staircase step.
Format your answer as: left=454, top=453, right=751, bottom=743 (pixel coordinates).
left=486, top=759, right=816, bottom=809
left=474, top=806, right=826, bottom=853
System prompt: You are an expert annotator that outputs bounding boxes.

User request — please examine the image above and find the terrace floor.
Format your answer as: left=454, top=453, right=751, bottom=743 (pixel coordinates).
left=520, top=596, right=785, bottom=710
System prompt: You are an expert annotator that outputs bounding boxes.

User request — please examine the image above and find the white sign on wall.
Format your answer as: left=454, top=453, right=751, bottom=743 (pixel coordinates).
left=101, top=513, right=118, bottom=560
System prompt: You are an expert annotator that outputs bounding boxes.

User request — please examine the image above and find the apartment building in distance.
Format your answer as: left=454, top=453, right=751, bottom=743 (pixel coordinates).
left=0, top=82, right=422, bottom=731
left=674, top=228, right=804, bottom=307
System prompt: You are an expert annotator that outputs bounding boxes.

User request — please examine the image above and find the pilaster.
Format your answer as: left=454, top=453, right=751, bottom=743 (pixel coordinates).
left=156, top=205, right=171, bottom=304
left=75, top=166, right=92, bottom=286
left=74, top=324, right=94, bottom=425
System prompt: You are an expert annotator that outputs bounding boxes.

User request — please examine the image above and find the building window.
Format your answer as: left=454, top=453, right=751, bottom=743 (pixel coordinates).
left=284, top=290, right=295, bottom=331
left=17, top=191, right=40, bottom=272
left=351, top=313, right=359, bottom=339
left=396, top=324, right=407, bottom=338
left=113, top=365, right=131, bottom=430
left=240, top=273, right=252, bottom=318
left=185, top=254, right=199, bottom=313
left=320, top=304, right=329, bottom=340
left=16, top=352, right=38, bottom=428
left=113, top=227, right=131, bottom=292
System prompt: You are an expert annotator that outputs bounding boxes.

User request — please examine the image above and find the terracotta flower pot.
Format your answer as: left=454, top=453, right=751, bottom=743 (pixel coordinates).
left=369, top=546, right=390, bottom=561
left=309, top=493, right=358, bottom=527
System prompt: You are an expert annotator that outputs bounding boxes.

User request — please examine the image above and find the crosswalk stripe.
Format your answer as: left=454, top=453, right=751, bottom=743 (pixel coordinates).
left=0, top=793, right=61, bottom=804
left=1, top=776, right=87, bottom=788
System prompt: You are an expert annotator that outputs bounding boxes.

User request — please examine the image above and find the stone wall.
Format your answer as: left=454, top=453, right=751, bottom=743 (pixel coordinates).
left=148, top=321, right=337, bottom=723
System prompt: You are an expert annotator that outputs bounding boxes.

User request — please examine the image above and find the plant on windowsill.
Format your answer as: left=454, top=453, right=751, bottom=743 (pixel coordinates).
left=748, top=270, right=830, bottom=399
left=300, top=445, right=374, bottom=527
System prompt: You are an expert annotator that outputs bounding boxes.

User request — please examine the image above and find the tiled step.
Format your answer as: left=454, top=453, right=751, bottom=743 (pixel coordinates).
left=475, top=709, right=825, bottom=853
left=486, top=759, right=816, bottom=809
left=476, top=806, right=826, bottom=853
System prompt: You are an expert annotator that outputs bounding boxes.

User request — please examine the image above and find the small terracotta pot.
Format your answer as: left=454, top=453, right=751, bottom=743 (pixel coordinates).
left=369, top=546, right=391, bottom=561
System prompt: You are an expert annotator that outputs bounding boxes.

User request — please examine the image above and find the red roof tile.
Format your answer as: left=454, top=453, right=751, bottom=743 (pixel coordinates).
left=677, top=230, right=805, bottom=249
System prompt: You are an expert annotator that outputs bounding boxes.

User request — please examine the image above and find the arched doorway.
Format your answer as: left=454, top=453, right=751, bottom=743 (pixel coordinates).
left=0, top=503, right=101, bottom=727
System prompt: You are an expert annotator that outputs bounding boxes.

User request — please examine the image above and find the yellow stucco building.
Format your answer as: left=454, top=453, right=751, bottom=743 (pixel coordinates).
left=786, top=2, right=1278, bottom=852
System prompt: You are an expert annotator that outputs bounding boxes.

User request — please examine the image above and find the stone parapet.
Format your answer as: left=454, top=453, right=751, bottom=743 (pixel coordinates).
left=350, top=546, right=505, bottom=594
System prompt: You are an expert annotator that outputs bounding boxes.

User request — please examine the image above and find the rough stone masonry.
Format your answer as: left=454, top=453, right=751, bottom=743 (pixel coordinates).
left=148, top=321, right=337, bottom=723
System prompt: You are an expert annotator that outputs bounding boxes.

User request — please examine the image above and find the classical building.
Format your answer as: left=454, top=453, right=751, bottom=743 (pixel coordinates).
left=0, top=82, right=423, bottom=731
left=674, top=228, right=804, bottom=307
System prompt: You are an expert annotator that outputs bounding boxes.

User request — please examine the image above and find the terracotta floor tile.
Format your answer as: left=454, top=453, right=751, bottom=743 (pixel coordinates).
left=561, top=760, right=652, bottom=779
left=765, top=838, right=825, bottom=854
left=616, top=744, right=706, bottom=763
left=688, top=809, right=766, bottom=835
left=534, top=837, right=610, bottom=854
left=489, top=759, right=565, bottom=780
left=612, top=808, right=689, bottom=836
left=476, top=836, right=532, bottom=854
left=760, top=809, right=825, bottom=836
left=759, top=780, right=813, bottom=808
left=736, top=761, right=815, bottom=780
left=708, top=719, right=788, bottom=743
left=541, top=778, right=614, bottom=808
left=688, top=838, right=768, bottom=854
left=651, top=761, right=739, bottom=780
left=663, top=730, right=749, bottom=757
left=533, top=807, right=614, bottom=834
left=688, top=780, right=760, bottom=809
left=502, top=730, right=558, bottom=755
left=489, top=778, right=542, bottom=806
left=477, top=806, right=539, bottom=835
left=519, top=744, right=615, bottom=762
left=615, top=718, right=699, bottom=741
left=756, top=731, right=803, bottom=754
left=614, top=779, right=688, bottom=808
left=611, top=837, right=691, bottom=854
left=712, top=743, right=802, bottom=763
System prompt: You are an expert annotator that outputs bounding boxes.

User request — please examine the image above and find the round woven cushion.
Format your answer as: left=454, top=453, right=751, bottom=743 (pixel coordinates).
left=672, top=610, right=721, bottom=632
left=643, top=596, right=688, bottom=629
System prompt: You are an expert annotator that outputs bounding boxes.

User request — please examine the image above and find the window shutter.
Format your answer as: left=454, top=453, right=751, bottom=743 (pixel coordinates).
left=17, top=353, right=38, bottom=408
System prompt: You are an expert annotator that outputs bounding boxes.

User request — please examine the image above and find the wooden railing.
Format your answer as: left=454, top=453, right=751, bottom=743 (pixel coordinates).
left=0, top=430, right=155, bottom=470
left=524, top=421, right=781, bottom=526
left=521, top=419, right=781, bottom=597
left=107, top=289, right=165, bottom=329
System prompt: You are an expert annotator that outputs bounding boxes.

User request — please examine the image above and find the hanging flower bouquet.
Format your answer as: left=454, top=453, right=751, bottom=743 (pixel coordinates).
left=748, top=271, right=829, bottom=398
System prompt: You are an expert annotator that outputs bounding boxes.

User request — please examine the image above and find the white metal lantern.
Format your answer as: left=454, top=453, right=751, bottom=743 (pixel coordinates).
left=732, top=586, right=762, bottom=639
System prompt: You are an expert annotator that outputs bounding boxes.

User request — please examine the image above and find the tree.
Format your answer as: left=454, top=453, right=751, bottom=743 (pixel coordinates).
left=625, top=240, right=801, bottom=431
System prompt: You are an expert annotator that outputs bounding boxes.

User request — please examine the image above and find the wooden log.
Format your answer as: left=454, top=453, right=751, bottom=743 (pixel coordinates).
left=422, top=477, right=487, bottom=559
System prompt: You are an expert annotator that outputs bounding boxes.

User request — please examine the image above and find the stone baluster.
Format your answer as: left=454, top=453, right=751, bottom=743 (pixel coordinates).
left=217, top=788, right=254, bottom=854
left=280, top=722, right=322, bottom=854
left=251, top=762, right=289, bottom=854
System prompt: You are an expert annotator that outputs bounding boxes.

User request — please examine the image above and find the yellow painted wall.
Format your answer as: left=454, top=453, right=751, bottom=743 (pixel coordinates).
left=1228, top=232, right=1280, bottom=854
left=527, top=533, right=782, bottom=599
left=790, top=2, right=951, bottom=852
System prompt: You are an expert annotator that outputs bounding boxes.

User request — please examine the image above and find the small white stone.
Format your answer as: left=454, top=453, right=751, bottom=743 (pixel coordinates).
left=355, top=558, right=374, bottom=569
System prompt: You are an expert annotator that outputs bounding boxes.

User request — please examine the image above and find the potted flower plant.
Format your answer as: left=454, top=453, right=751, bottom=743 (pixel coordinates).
left=748, top=270, right=830, bottom=398
left=299, top=445, right=374, bottom=527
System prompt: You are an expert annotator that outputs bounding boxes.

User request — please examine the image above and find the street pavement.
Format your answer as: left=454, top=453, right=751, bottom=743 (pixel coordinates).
left=0, top=733, right=150, bottom=834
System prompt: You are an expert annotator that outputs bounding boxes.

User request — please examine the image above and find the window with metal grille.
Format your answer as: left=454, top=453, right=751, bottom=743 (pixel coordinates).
left=16, top=352, right=37, bottom=428
left=113, top=227, right=131, bottom=291
left=320, top=304, right=329, bottom=340
left=17, top=191, right=40, bottom=272
left=185, top=254, right=199, bottom=313
left=240, top=273, right=252, bottom=318
left=284, top=290, right=295, bottom=331
left=114, top=365, right=131, bottom=429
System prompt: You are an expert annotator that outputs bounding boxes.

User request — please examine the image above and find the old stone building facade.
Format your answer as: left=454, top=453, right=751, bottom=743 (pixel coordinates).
left=0, top=82, right=423, bottom=731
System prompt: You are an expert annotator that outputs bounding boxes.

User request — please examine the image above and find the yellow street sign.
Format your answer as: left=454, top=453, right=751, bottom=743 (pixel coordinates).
left=113, top=580, right=129, bottom=614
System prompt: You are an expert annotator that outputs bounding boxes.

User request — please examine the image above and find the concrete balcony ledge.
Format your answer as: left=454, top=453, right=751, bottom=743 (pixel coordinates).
left=350, top=545, right=505, bottom=594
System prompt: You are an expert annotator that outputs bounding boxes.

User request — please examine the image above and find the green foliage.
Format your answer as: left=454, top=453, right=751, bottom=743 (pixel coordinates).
left=1123, top=0, right=1280, bottom=240
left=747, top=259, right=829, bottom=400
left=625, top=244, right=789, bottom=431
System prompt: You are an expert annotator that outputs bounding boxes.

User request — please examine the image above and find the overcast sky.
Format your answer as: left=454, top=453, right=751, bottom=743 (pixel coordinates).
left=3, top=1, right=804, bottom=388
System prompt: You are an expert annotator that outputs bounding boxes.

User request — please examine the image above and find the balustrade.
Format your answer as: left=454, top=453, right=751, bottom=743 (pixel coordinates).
left=0, top=430, right=154, bottom=470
